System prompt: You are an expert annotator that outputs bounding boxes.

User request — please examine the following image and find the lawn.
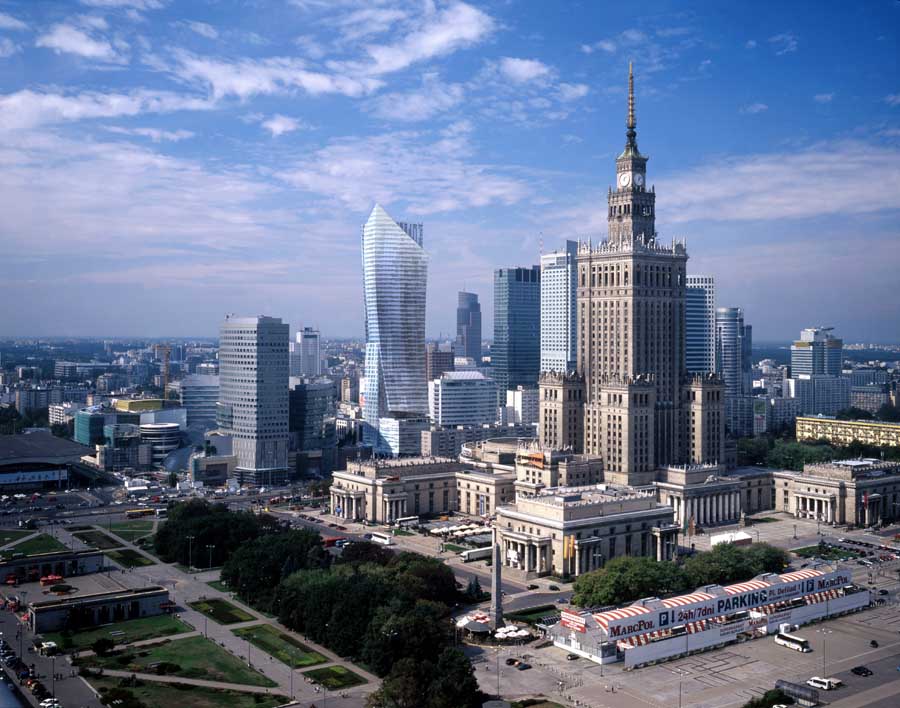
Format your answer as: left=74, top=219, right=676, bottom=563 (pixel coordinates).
left=0, top=529, right=35, bottom=546
left=505, top=604, right=557, bottom=624
left=44, top=614, right=192, bottom=651
left=106, top=548, right=155, bottom=567
left=233, top=624, right=327, bottom=668
left=77, top=635, right=276, bottom=687
left=793, top=545, right=860, bottom=560
left=89, top=676, right=286, bottom=708
left=207, top=579, right=230, bottom=593
left=189, top=598, right=255, bottom=625
left=0, top=533, right=67, bottom=558
left=443, top=543, right=467, bottom=552
left=73, top=529, right=122, bottom=550
left=303, top=665, right=366, bottom=690
left=108, top=519, right=155, bottom=543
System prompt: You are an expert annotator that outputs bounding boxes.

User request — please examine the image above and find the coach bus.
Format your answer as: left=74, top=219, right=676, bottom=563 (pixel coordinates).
left=369, top=531, right=395, bottom=546
left=774, top=631, right=812, bottom=652
left=125, top=508, right=156, bottom=519
left=459, top=547, right=492, bottom=563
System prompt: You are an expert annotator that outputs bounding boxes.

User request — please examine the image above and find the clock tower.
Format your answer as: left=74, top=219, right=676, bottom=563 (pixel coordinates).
left=608, top=62, right=655, bottom=246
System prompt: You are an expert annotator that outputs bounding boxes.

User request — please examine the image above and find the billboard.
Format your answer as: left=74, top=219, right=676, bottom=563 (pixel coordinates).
left=0, top=469, right=67, bottom=486
left=603, top=570, right=852, bottom=641
left=560, top=610, right=586, bottom=633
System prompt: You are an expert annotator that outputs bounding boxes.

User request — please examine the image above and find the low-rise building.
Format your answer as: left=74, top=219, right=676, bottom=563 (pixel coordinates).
left=796, top=415, right=900, bottom=448
left=421, top=422, right=535, bottom=458
left=773, top=458, right=900, bottom=527
left=0, top=549, right=104, bottom=583
left=29, top=585, right=171, bottom=633
left=494, top=485, right=678, bottom=578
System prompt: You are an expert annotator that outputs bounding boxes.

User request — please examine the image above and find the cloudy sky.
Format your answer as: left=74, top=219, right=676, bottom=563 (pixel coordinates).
left=1, top=0, right=899, bottom=342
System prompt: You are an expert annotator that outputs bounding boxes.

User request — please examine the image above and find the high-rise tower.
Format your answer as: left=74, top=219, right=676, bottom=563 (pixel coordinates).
left=686, top=276, right=716, bottom=374
left=455, top=292, right=482, bottom=362
left=361, top=204, right=428, bottom=452
left=576, top=65, right=722, bottom=485
left=493, top=265, right=541, bottom=396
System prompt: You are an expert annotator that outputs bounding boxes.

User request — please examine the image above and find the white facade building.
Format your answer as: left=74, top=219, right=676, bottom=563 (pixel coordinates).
left=291, top=327, right=322, bottom=378
left=502, top=386, right=539, bottom=425
left=361, top=205, right=428, bottom=454
left=428, top=371, right=498, bottom=427
left=540, top=241, right=578, bottom=374
left=685, top=275, right=716, bottom=374
left=216, top=315, right=289, bottom=485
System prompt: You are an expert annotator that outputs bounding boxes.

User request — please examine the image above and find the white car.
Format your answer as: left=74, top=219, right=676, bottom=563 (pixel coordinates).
left=806, top=676, right=843, bottom=690
left=40, top=700, right=61, bottom=708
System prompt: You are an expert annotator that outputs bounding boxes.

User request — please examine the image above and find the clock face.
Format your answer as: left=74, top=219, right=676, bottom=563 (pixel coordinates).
left=634, top=173, right=645, bottom=186
left=618, top=172, right=632, bottom=187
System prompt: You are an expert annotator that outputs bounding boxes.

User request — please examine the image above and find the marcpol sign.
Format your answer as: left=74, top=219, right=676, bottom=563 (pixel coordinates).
left=560, top=610, right=587, bottom=633
left=604, top=570, right=852, bottom=641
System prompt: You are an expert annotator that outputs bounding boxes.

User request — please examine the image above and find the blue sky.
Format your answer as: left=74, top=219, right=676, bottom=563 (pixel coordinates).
left=1, top=0, right=898, bottom=342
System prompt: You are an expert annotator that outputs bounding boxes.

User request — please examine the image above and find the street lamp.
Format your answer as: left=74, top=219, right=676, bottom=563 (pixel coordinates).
left=206, top=544, right=214, bottom=569
left=186, top=534, right=195, bottom=570
left=668, top=667, right=688, bottom=708
left=816, top=628, right=833, bottom=677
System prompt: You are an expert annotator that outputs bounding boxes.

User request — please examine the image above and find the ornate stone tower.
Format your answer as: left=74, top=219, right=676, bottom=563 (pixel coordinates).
left=538, top=371, right=585, bottom=452
left=577, top=64, right=689, bottom=485
left=686, top=374, right=725, bottom=465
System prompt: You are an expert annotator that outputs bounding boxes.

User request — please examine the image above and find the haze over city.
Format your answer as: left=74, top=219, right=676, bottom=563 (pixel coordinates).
left=1, top=0, right=899, bottom=341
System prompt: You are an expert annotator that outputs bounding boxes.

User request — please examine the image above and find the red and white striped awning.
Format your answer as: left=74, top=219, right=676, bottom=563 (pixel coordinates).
left=805, top=589, right=841, bottom=604
left=779, top=568, right=824, bottom=583
left=724, top=579, right=770, bottom=595
left=616, top=620, right=709, bottom=649
left=593, top=604, right=652, bottom=630
left=662, top=591, right=715, bottom=607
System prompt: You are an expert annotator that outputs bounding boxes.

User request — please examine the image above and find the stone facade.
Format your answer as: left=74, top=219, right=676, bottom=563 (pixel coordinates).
left=796, top=415, right=900, bottom=448
left=538, top=371, right=585, bottom=452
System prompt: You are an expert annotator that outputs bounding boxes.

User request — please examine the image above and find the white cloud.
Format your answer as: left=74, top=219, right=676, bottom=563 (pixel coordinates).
left=741, top=102, right=768, bottom=114
left=814, top=93, right=834, bottom=104
left=169, top=50, right=382, bottom=100
left=886, top=94, right=900, bottom=107
left=744, top=39, right=757, bottom=49
left=277, top=130, right=529, bottom=215
left=769, top=32, right=798, bottom=55
left=581, top=39, right=616, bottom=54
left=104, top=125, right=195, bottom=142
left=656, top=140, right=900, bottom=223
left=369, top=74, right=464, bottom=122
left=580, top=27, right=693, bottom=73
left=184, top=21, right=218, bottom=39
left=331, top=7, right=408, bottom=42
left=0, top=89, right=213, bottom=131
left=79, top=0, right=164, bottom=8
left=261, top=114, right=302, bottom=137
left=36, top=24, right=125, bottom=62
left=362, top=2, right=494, bottom=75
left=557, top=83, right=589, bottom=102
left=498, top=57, right=551, bottom=83
left=0, top=12, right=27, bottom=31
left=0, top=38, right=20, bottom=58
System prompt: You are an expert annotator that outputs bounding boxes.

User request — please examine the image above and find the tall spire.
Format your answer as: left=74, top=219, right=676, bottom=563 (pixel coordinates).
left=626, top=62, right=637, bottom=149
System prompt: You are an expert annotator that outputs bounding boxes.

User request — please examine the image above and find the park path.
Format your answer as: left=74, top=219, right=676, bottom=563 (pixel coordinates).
left=0, top=530, right=40, bottom=550
left=89, top=667, right=283, bottom=694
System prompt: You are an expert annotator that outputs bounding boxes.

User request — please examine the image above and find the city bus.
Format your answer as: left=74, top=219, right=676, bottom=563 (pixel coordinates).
left=125, top=508, right=156, bottom=519
left=774, top=632, right=812, bottom=652
left=395, top=515, right=419, bottom=529
left=155, top=508, right=168, bottom=518
left=369, top=531, right=395, bottom=546
left=459, top=547, right=492, bottom=563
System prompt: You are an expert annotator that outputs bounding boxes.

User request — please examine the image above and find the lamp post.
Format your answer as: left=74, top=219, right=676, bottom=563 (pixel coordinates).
left=817, top=628, right=833, bottom=677
left=206, top=544, right=214, bottom=569
left=186, top=534, right=195, bottom=571
left=668, top=667, right=687, bottom=708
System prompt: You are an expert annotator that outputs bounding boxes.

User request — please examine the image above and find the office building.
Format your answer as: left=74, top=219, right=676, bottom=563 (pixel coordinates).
left=139, top=422, right=182, bottom=465
left=420, top=422, right=536, bottom=458
left=428, top=371, right=498, bottom=427
left=685, top=275, right=716, bottom=374
left=377, top=415, right=429, bottom=457
left=796, top=415, right=900, bottom=449
left=361, top=205, right=428, bottom=452
left=715, top=307, right=752, bottom=397
left=791, top=327, right=843, bottom=376
left=291, top=327, right=322, bottom=378
left=172, top=374, right=219, bottom=431
left=217, top=315, right=289, bottom=485
left=540, top=241, right=578, bottom=374
left=340, top=376, right=360, bottom=404
left=74, top=408, right=109, bottom=447
left=456, top=291, right=482, bottom=362
left=289, top=380, right=336, bottom=476
left=48, top=402, right=80, bottom=426
left=784, top=375, right=850, bottom=416
left=503, top=385, right=539, bottom=426
left=575, top=65, right=724, bottom=484
left=425, top=343, right=455, bottom=382
left=493, top=265, right=541, bottom=396
left=850, top=384, right=890, bottom=414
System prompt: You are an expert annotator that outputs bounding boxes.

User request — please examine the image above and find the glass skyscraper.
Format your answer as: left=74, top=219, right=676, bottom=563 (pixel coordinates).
left=455, top=291, right=482, bottom=362
left=493, top=265, right=541, bottom=395
left=361, top=204, right=428, bottom=450
left=685, top=275, right=716, bottom=374
left=715, top=307, right=751, bottom=396
left=540, top=240, right=577, bottom=374
left=791, top=327, right=843, bottom=376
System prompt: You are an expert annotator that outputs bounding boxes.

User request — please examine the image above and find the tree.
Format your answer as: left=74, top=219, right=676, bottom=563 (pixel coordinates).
left=876, top=404, right=900, bottom=423
left=836, top=407, right=872, bottom=421
left=337, top=541, right=393, bottom=566
left=92, top=637, right=115, bottom=657
left=427, top=648, right=482, bottom=708
left=572, top=557, right=687, bottom=608
left=737, top=436, right=771, bottom=466
left=366, top=658, right=428, bottom=708
left=166, top=471, right=179, bottom=489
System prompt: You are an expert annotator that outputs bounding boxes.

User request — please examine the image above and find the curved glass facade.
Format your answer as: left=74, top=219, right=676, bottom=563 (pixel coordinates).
left=362, top=204, right=428, bottom=449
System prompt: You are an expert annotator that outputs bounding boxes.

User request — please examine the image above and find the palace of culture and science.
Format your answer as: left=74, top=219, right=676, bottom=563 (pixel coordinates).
left=541, top=65, right=726, bottom=487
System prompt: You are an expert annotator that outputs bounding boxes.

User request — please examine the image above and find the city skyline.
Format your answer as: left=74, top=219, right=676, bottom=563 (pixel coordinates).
left=1, top=1, right=899, bottom=341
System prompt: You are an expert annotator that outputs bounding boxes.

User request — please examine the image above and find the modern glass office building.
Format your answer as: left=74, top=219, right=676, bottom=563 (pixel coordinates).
left=540, top=241, right=577, bottom=374
left=685, top=275, right=716, bottom=374
left=791, top=327, right=843, bottom=376
left=493, top=265, right=541, bottom=396
left=361, top=204, right=428, bottom=452
left=455, top=291, right=482, bottom=362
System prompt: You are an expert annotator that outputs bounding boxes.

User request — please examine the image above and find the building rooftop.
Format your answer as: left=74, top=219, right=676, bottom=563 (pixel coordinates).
left=530, top=484, right=655, bottom=508
left=0, top=432, right=92, bottom=466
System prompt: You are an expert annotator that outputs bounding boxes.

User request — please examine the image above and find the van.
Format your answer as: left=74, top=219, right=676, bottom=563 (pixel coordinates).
left=806, top=676, right=842, bottom=690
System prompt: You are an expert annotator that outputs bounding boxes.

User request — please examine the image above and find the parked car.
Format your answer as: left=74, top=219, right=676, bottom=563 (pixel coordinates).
left=566, top=653, right=579, bottom=661
left=516, top=663, right=532, bottom=671
left=851, top=666, right=873, bottom=677
left=548, top=584, right=560, bottom=591
left=806, top=677, right=842, bottom=690
left=878, top=589, right=889, bottom=596
left=870, top=640, right=879, bottom=648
